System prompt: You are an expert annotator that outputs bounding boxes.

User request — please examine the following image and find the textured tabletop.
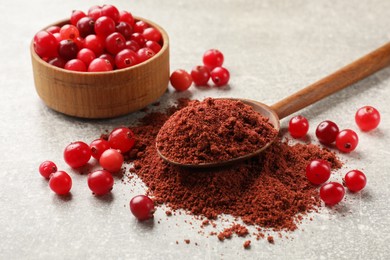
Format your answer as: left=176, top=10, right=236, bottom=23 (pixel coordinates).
left=1, top=0, right=390, bottom=259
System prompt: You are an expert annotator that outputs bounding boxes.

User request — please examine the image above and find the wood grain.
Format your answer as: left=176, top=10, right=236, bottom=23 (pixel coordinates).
left=271, top=42, right=390, bottom=119
left=31, top=17, right=169, bottom=119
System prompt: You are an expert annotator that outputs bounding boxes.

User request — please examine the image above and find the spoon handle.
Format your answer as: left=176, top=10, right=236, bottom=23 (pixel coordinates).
left=271, top=42, right=390, bottom=119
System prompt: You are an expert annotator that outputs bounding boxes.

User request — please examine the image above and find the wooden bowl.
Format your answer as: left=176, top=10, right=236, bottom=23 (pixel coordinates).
left=31, top=17, right=169, bottom=119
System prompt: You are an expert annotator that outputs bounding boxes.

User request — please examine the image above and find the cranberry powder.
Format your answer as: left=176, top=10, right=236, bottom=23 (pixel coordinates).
left=127, top=98, right=342, bottom=239
left=156, top=98, right=278, bottom=165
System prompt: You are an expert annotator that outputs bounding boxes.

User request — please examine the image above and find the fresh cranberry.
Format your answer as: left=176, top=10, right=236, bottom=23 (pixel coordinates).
left=116, top=21, right=133, bottom=40
left=344, top=170, right=367, bottom=192
left=70, top=10, right=86, bottom=26
left=115, top=49, right=139, bottom=69
left=320, top=182, right=345, bottom=205
left=108, top=127, right=136, bottom=153
left=355, top=106, right=380, bottom=131
left=99, top=149, right=124, bottom=173
left=39, top=161, right=57, bottom=179
left=76, top=17, right=95, bottom=38
left=133, top=20, right=148, bottom=33
left=58, top=39, right=78, bottom=60
left=94, top=16, right=116, bottom=37
left=335, top=129, right=358, bottom=153
left=170, top=69, right=193, bottom=91
left=191, top=65, right=210, bottom=86
left=210, top=67, right=230, bottom=86
left=77, top=48, right=96, bottom=66
left=119, top=10, right=135, bottom=26
left=64, top=59, right=87, bottom=72
left=60, top=24, right=79, bottom=40
left=101, top=4, right=120, bottom=23
left=144, top=40, right=161, bottom=54
left=142, top=27, right=161, bottom=42
left=288, top=115, right=309, bottom=138
left=64, top=141, right=91, bottom=168
left=87, top=170, right=114, bottom=195
left=315, top=120, right=339, bottom=145
left=105, top=32, right=126, bottom=55
left=49, top=171, right=72, bottom=195
left=90, top=138, right=110, bottom=160
left=33, top=31, right=58, bottom=58
left=137, top=47, right=155, bottom=63
left=306, top=159, right=331, bottom=185
left=203, top=49, right=224, bottom=69
left=130, top=195, right=155, bottom=221
left=88, top=58, right=113, bottom=72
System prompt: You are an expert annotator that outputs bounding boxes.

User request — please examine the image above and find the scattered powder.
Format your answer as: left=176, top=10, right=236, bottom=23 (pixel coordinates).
left=126, top=98, right=342, bottom=244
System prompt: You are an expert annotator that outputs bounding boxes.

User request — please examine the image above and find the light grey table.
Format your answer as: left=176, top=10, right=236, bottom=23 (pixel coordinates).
left=1, top=0, right=389, bottom=259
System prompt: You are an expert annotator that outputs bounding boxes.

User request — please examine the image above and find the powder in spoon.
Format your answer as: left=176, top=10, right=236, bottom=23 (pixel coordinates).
left=156, top=98, right=278, bottom=165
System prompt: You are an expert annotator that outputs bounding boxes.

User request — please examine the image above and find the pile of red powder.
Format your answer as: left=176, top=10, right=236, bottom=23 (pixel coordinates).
left=127, top=98, right=342, bottom=244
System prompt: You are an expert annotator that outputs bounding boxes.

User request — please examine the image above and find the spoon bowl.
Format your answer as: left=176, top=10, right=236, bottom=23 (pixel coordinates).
left=157, top=41, right=390, bottom=167
left=156, top=98, right=280, bottom=168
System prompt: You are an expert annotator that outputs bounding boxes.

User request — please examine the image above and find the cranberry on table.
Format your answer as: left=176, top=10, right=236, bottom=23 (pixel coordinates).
left=87, top=170, right=114, bottom=195
left=320, top=182, right=345, bottom=205
left=203, top=49, right=224, bottom=69
left=191, top=65, right=210, bottom=86
left=288, top=115, right=309, bottom=138
left=108, top=127, right=136, bottom=153
left=170, top=69, right=193, bottom=91
left=49, top=171, right=72, bottom=195
left=335, top=129, right=358, bottom=153
left=315, top=120, right=339, bottom=145
left=355, top=106, right=381, bottom=131
left=306, top=159, right=331, bottom=185
left=99, top=149, right=124, bottom=173
left=210, top=67, right=230, bottom=86
left=90, top=138, right=110, bottom=160
left=64, top=141, right=92, bottom=168
left=344, top=170, right=367, bottom=192
left=39, top=161, right=57, bottom=179
left=130, top=195, right=155, bottom=221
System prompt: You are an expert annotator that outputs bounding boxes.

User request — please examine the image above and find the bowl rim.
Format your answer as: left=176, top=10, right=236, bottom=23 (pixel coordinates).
left=30, top=16, right=169, bottom=76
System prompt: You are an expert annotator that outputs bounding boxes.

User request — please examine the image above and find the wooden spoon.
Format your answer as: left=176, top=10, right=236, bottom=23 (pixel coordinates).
left=157, top=42, right=390, bottom=167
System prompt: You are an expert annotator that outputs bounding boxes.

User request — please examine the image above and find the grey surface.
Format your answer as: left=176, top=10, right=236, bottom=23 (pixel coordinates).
left=1, top=0, right=390, bottom=259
